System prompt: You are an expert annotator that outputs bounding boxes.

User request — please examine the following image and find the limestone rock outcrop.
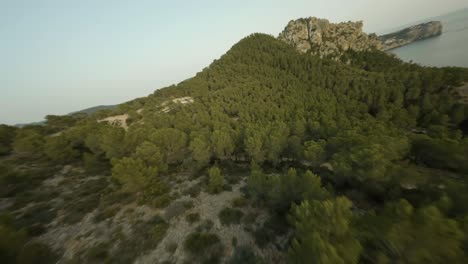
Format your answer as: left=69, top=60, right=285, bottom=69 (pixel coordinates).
left=278, top=17, right=382, bottom=60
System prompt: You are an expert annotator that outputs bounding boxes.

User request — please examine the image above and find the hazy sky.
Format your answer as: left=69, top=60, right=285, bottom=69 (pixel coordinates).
left=1, top=0, right=467, bottom=125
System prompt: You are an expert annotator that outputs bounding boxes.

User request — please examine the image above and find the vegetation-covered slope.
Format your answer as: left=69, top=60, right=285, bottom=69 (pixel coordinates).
left=1, top=33, right=468, bottom=263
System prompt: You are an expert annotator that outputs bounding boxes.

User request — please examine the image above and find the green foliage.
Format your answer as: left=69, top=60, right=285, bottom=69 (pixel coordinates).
left=13, top=129, right=44, bottom=156
left=246, top=162, right=267, bottom=202
left=288, top=197, right=362, bottom=264
left=184, top=232, right=220, bottom=252
left=100, top=126, right=127, bottom=160
left=207, top=166, right=224, bottom=194
left=189, top=136, right=212, bottom=167
left=228, top=246, right=259, bottom=264
left=331, top=143, right=390, bottom=184
left=248, top=165, right=328, bottom=212
left=231, top=196, right=248, bottom=207
left=0, top=165, right=55, bottom=198
left=0, top=125, right=16, bottom=156
left=218, top=207, right=244, bottom=225
left=244, top=126, right=267, bottom=164
left=85, top=243, right=110, bottom=263
left=150, top=128, right=187, bottom=164
left=151, top=218, right=169, bottom=245
left=44, top=135, right=80, bottom=164
left=211, top=128, right=235, bottom=160
left=83, top=152, right=110, bottom=174
left=303, top=140, right=326, bottom=167
left=411, top=135, right=468, bottom=174
left=134, top=141, right=167, bottom=173
left=185, top=212, right=200, bottom=224
left=111, top=157, right=157, bottom=193
left=360, top=200, right=466, bottom=263
left=0, top=223, right=27, bottom=264
left=184, top=232, right=222, bottom=263
left=0, top=215, right=55, bottom=264
left=16, top=242, right=55, bottom=264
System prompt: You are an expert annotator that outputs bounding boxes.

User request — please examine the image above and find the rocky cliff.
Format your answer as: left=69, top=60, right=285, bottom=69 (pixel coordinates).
left=278, top=17, right=382, bottom=60
left=278, top=18, right=443, bottom=59
left=379, top=21, right=443, bottom=50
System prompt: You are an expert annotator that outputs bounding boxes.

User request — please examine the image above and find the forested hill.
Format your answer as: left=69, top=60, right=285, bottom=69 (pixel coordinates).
left=1, top=32, right=468, bottom=263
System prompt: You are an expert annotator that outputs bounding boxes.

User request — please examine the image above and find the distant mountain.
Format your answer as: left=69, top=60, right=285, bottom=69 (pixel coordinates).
left=69, top=105, right=117, bottom=115
left=14, top=105, right=118, bottom=127
left=14, top=120, right=46, bottom=128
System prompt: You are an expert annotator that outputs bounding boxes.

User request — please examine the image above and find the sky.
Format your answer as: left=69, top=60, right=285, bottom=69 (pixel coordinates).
left=1, top=0, right=467, bottom=125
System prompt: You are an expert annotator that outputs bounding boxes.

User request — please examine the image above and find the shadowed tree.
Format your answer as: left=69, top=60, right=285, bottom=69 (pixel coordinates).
left=288, top=197, right=362, bottom=264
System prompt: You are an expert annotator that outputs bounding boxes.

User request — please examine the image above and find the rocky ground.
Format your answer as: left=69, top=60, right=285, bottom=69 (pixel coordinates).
left=1, top=162, right=285, bottom=264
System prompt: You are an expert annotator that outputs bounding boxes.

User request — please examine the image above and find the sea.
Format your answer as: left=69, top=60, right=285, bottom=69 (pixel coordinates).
left=389, top=8, right=468, bottom=68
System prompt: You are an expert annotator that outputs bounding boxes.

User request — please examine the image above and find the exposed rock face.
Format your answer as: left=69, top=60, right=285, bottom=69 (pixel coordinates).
left=379, top=21, right=443, bottom=50
left=278, top=17, right=382, bottom=60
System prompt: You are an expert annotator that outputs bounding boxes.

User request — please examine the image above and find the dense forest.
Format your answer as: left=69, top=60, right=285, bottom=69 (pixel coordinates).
left=1, top=33, right=468, bottom=263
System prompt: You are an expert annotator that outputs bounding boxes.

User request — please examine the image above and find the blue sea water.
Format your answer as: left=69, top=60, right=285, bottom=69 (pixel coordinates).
left=390, top=8, right=468, bottom=68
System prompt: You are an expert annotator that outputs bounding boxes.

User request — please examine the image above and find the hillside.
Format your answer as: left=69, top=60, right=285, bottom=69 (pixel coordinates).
left=1, top=19, right=468, bottom=264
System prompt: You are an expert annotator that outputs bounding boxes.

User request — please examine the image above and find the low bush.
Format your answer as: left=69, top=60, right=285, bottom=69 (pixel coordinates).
left=85, top=243, right=109, bottom=263
left=184, top=232, right=220, bottom=253
left=185, top=213, right=200, bottom=224
left=184, top=232, right=223, bottom=263
left=152, top=219, right=169, bottom=245
left=195, top=219, right=214, bottom=232
left=182, top=183, right=202, bottom=198
left=227, top=246, right=258, bottom=264
left=165, top=242, right=178, bottom=254
left=231, top=197, right=248, bottom=207
left=242, top=212, right=258, bottom=226
left=16, top=242, right=56, bottom=264
left=218, top=207, right=244, bottom=226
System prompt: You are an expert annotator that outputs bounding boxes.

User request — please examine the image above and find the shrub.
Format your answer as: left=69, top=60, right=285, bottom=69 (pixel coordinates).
left=107, top=216, right=168, bottom=264
left=94, top=205, right=120, bottom=222
left=184, top=232, right=220, bottom=253
left=16, top=242, right=56, bottom=264
left=149, top=193, right=171, bottom=209
left=184, top=232, right=222, bottom=263
left=152, top=220, right=169, bottom=245
left=15, top=203, right=57, bottom=235
left=242, top=212, right=258, bottom=226
left=61, top=194, right=100, bottom=224
left=195, top=219, right=214, bottom=232
left=0, top=223, right=27, bottom=263
left=85, top=243, right=109, bottom=262
left=182, top=200, right=194, bottom=209
left=183, top=183, right=202, bottom=198
left=252, top=214, right=288, bottom=249
left=185, top=213, right=200, bottom=224
left=232, top=197, right=248, bottom=207
left=165, top=242, right=178, bottom=254
left=218, top=207, right=244, bottom=226
left=253, top=227, right=273, bottom=249
left=207, top=166, right=224, bottom=194
left=228, top=246, right=258, bottom=264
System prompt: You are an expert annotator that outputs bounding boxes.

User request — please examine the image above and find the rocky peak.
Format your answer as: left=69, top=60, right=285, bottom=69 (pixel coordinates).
left=278, top=17, right=382, bottom=60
